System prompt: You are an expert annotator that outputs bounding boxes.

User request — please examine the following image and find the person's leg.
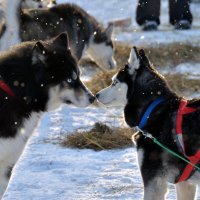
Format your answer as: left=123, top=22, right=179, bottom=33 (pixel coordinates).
left=136, top=0, right=160, bottom=30
left=169, top=0, right=193, bottom=29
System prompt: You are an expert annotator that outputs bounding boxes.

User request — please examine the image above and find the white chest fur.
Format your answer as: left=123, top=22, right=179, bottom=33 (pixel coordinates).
left=0, top=112, right=41, bottom=166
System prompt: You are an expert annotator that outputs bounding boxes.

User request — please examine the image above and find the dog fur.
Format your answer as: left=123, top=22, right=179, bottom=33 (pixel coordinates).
left=20, top=3, right=116, bottom=69
left=96, top=47, right=200, bottom=200
left=0, top=32, right=94, bottom=198
left=1, top=0, right=116, bottom=70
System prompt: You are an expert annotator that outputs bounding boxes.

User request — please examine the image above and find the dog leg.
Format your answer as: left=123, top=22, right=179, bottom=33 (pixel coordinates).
left=143, top=177, right=168, bottom=200
left=176, top=182, right=197, bottom=200
left=137, top=149, right=168, bottom=200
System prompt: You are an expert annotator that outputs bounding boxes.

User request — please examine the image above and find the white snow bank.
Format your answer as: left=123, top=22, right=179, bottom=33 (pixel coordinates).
left=160, top=63, right=200, bottom=78
left=3, top=106, right=178, bottom=200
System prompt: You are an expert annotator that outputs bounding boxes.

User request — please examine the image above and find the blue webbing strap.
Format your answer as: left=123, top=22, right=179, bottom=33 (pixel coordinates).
left=138, top=97, right=165, bottom=129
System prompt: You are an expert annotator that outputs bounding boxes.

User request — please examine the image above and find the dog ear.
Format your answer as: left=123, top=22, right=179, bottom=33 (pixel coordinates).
left=139, top=49, right=154, bottom=70
left=32, top=42, right=50, bottom=85
left=105, top=23, right=114, bottom=39
left=51, top=32, right=70, bottom=49
left=128, top=47, right=140, bottom=74
left=139, top=49, right=151, bottom=66
left=32, top=41, right=47, bottom=64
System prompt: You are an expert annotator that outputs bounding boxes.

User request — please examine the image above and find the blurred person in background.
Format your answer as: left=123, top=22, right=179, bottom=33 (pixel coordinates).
left=136, top=0, right=193, bottom=31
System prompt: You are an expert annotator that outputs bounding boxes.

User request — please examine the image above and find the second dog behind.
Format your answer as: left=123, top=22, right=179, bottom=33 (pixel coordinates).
left=1, top=0, right=116, bottom=70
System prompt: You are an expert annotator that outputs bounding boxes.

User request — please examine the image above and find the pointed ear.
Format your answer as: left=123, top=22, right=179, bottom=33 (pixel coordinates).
left=32, top=41, right=47, bottom=64
left=52, top=32, right=69, bottom=49
left=138, top=49, right=151, bottom=67
left=105, top=23, right=114, bottom=39
left=128, top=47, right=140, bottom=74
left=32, top=42, right=50, bottom=84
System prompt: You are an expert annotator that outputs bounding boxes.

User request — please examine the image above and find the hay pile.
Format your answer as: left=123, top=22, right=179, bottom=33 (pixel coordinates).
left=61, top=122, right=134, bottom=151
left=115, top=43, right=200, bottom=67
left=166, top=74, right=200, bottom=94
left=85, top=70, right=117, bottom=94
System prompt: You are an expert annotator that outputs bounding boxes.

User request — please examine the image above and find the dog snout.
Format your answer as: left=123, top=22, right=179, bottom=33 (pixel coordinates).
left=89, top=96, right=96, bottom=103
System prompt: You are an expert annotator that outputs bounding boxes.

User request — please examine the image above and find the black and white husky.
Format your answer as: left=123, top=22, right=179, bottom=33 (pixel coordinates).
left=97, top=47, right=200, bottom=200
left=0, top=32, right=95, bottom=198
left=1, top=0, right=116, bottom=70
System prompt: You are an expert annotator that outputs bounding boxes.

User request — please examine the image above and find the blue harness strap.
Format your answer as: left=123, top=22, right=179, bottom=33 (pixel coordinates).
left=138, top=97, right=165, bottom=129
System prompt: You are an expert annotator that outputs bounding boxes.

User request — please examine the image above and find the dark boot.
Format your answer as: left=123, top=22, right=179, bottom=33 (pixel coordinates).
left=169, top=0, right=193, bottom=30
left=136, top=0, right=160, bottom=31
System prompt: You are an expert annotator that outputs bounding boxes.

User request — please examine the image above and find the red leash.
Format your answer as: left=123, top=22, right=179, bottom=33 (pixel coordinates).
left=0, top=80, right=15, bottom=98
left=176, top=99, right=200, bottom=182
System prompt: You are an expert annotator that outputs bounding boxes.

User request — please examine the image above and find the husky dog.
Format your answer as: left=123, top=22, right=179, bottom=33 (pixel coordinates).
left=96, top=47, right=200, bottom=200
left=0, top=32, right=95, bottom=198
left=20, top=3, right=116, bottom=70
left=2, top=0, right=115, bottom=70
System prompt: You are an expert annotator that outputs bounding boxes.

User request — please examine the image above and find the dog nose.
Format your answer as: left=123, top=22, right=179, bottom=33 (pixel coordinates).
left=38, top=4, right=43, bottom=8
left=96, top=93, right=99, bottom=98
left=89, top=96, right=95, bottom=103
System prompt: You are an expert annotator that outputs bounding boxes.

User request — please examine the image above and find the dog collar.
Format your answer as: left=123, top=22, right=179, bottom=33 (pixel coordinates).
left=0, top=80, right=15, bottom=98
left=138, top=97, right=165, bottom=129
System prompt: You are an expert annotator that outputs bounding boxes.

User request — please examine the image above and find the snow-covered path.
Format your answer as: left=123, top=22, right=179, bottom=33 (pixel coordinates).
left=3, top=106, right=178, bottom=200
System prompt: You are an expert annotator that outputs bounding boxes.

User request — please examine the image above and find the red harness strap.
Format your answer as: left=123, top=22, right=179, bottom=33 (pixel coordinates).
left=0, top=80, right=15, bottom=98
left=178, top=150, right=200, bottom=182
left=176, top=99, right=200, bottom=183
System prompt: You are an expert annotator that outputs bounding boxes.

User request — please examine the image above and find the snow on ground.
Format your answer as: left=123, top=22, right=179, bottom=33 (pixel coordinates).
left=159, top=63, right=200, bottom=80
left=57, top=0, right=200, bottom=46
left=2, top=0, right=200, bottom=199
left=3, top=106, right=178, bottom=200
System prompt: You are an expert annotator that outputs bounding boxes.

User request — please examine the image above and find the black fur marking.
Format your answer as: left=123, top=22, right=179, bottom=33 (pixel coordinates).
left=0, top=33, right=79, bottom=138
left=6, top=166, right=13, bottom=179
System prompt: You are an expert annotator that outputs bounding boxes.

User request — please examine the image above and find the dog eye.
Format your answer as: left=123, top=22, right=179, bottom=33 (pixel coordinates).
left=112, top=80, right=118, bottom=86
left=67, top=78, right=72, bottom=83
